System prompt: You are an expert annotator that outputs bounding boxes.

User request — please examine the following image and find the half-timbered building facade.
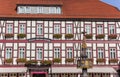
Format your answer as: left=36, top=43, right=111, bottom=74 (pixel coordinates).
left=0, top=0, right=120, bottom=77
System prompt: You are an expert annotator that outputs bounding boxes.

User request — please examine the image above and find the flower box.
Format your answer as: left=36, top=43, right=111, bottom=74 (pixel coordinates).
left=16, top=58, right=27, bottom=63
left=53, top=34, right=62, bottom=39
left=65, top=58, right=74, bottom=63
left=41, top=60, right=52, bottom=66
left=85, top=34, right=93, bottom=39
left=25, top=60, right=38, bottom=66
left=96, top=34, right=105, bottom=39
left=5, top=34, right=14, bottom=38
left=5, top=58, right=13, bottom=63
left=96, top=58, right=105, bottom=63
left=53, top=58, right=61, bottom=63
left=109, top=59, right=118, bottom=63
left=86, top=58, right=93, bottom=62
left=108, top=34, right=117, bottom=39
left=65, top=34, right=74, bottom=39
left=17, top=34, right=26, bottom=38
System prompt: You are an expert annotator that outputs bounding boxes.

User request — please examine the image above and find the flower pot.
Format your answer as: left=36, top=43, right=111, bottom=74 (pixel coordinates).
left=53, top=34, right=62, bottom=39
left=85, top=34, right=93, bottom=39
left=53, top=58, right=61, bottom=63
left=96, top=34, right=105, bottom=39
left=96, top=58, right=105, bottom=64
left=65, top=34, right=74, bottom=39
left=4, top=58, right=13, bottom=64
left=108, top=34, right=117, bottom=39
left=17, top=34, right=26, bottom=39
left=65, top=58, right=74, bottom=63
left=5, top=34, right=14, bottom=38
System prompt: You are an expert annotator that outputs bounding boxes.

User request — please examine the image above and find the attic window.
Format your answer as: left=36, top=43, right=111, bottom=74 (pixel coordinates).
left=17, top=6, right=62, bottom=14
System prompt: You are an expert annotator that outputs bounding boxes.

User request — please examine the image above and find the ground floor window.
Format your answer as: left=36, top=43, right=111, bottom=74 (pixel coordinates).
left=93, top=73, right=110, bottom=77
left=52, top=73, right=77, bottom=77
left=0, top=73, right=25, bottom=77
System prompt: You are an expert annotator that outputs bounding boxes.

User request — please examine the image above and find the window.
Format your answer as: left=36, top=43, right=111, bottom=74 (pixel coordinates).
left=85, top=24, right=91, bottom=34
left=18, top=6, right=62, bottom=14
left=109, top=24, right=115, bottom=34
left=19, top=48, right=25, bottom=58
left=67, top=48, right=73, bottom=58
left=36, top=48, right=43, bottom=60
left=110, top=48, right=116, bottom=59
left=5, top=48, right=12, bottom=59
left=66, top=24, right=73, bottom=34
left=86, top=48, right=92, bottom=58
left=37, top=23, right=43, bottom=35
left=6, top=24, right=13, bottom=34
left=97, top=25, right=103, bottom=34
left=19, top=24, right=26, bottom=34
left=54, top=24, right=61, bottom=34
left=54, top=48, right=60, bottom=58
left=97, top=48, right=104, bottom=58
left=26, top=6, right=31, bottom=13
left=18, top=6, right=25, bottom=13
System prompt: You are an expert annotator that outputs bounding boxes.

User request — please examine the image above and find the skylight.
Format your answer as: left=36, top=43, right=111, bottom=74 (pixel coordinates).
left=100, top=0, right=120, bottom=10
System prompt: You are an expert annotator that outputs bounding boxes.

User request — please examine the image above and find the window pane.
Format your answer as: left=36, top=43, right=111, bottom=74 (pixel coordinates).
left=37, top=24, right=43, bottom=35
left=97, top=25, right=103, bottom=34
left=54, top=24, right=60, bottom=34
left=54, top=48, right=60, bottom=58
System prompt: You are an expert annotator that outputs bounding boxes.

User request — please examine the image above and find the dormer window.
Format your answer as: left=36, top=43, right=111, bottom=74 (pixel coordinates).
left=17, top=6, right=62, bottom=14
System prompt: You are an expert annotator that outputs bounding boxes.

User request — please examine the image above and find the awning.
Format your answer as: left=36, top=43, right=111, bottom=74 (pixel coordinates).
left=52, top=67, right=117, bottom=73
left=0, top=67, right=27, bottom=73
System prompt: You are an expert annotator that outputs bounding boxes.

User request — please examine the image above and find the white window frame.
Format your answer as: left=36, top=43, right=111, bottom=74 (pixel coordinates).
left=54, top=24, right=61, bottom=34
left=110, top=48, right=116, bottom=59
left=19, top=24, right=26, bottom=34
left=85, top=24, right=91, bottom=34
left=66, top=24, right=73, bottom=34
left=86, top=48, right=92, bottom=58
left=6, top=24, right=13, bottom=34
left=67, top=48, right=73, bottom=58
left=97, top=25, right=103, bottom=34
left=54, top=48, right=60, bottom=58
left=6, top=48, right=12, bottom=59
left=37, top=23, right=43, bottom=35
left=109, top=24, right=115, bottom=34
left=36, top=48, right=43, bottom=60
left=97, top=48, right=104, bottom=58
left=18, top=6, right=62, bottom=14
left=19, top=48, right=25, bottom=58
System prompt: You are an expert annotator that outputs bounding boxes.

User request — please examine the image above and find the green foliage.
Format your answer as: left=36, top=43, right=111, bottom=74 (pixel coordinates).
left=65, top=34, right=74, bottom=39
left=17, top=34, right=26, bottom=38
left=5, top=34, right=14, bottom=38
left=53, top=34, right=62, bottom=39
left=53, top=58, right=61, bottom=63
left=5, top=58, right=13, bottom=63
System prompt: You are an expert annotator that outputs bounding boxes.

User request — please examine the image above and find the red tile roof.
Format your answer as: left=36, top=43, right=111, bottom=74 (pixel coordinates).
left=0, top=0, right=120, bottom=19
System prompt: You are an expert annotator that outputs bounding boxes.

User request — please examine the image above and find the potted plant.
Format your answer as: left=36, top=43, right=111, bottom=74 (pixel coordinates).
left=109, top=58, right=118, bottom=63
left=53, top=34, right=62, bottom=39
left=41, top=60, right=52, bottom=66
left=96, top=58, right=105, bottom=63
left=5, top=58, right=13, bottom=64
left=5, top=34, right=14, bottom=38
left=85, top=34, right=93, bottom=39
left=96, top=34, right=105, bottom=39
left=25, top=60, right=38, bottom=66
left=86, top=58, right=93, bottom=62
left=17, top=34, right=26, bottom=38
left=16, top=58, right=27, bottom=64
left=53, top=58, right=61, bottom=63
left=65, top=58, right=74, bottom=63
left=65, top=34, right=74, bottom=39
left=108, top=34, right=117, bottom=39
